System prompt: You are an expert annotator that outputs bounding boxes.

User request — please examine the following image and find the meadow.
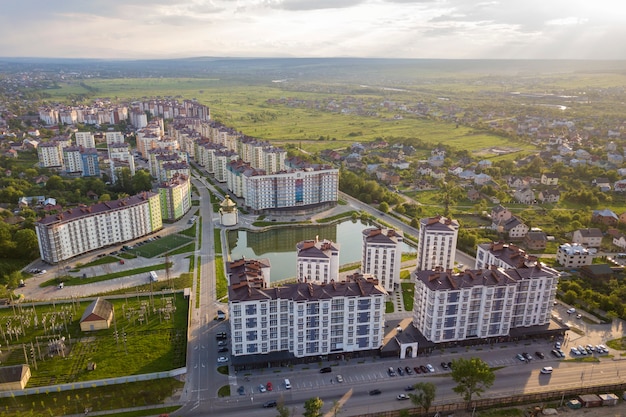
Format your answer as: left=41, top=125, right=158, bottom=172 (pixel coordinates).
left=0, top=293, right=188, bottom=387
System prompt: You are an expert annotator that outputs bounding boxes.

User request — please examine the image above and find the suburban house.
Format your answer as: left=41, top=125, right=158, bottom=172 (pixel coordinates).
left=514, top=187, right=535, bottom=204
left=80, top=298, right=114, bottom=331
left=592, top=209, right=619, bottom=226
left=0, top=365, right=31, bottom=391
left=525, top=231, right=548, bottom=251
left=491, top=204, right=512, bottom=223
left=540, top=173, right=559, bottom=186
left=613, top=234, right=626, bottom=249
left=556, top=243, right=593, bottom=268
left=495, top=216, right=529, bottom=241
left=572, top=228, right=603, bottom=248
left=580, top=264, right=614, bottom=282
left=537, top=189, right=560, bottom=203
left=593, top=178, right=611, bottom=192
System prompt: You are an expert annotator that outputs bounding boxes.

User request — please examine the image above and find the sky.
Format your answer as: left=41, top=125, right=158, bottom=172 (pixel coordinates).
left=1, top=0, right=625, bottom=60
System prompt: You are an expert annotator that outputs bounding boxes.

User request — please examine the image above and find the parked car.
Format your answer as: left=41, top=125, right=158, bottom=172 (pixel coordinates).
left=218, top=341, right=227, bottom=346
left=405, top=366, right=413, bottom=375
left=570, top=347, right=580, bottom=355
left=441, top=362, right=449, bottom=369
left=522, top=352, right=533, bottom=361
left=516, top=353, right=526, bottom=361
left=258, top=384, right=267, bottom=393
left=535, top=351, right=545, bottom=359
left=216, top=332, right=227, bottom=340
left=397, top=367, right=404, bottom=376
left=540, top=366, right=553, bottom=374
left=388, top=367, right=396, bottom=377
left=397, top=394, right=410, bottom=400
left=217, top=310, right=226, bottom=320
left=420, top=365, right=428, bottom=373
left=320, top=367, right=332, bottom=373
left=577, top=345, right=587, bottom=355
left=414, top=366, right=421, bottom=374
left=218, top=347, right=228, bottom=352
left=555, top=342, right=561, bottom=349
left=369, top=389, right=382, bottom=396
left=237, top=386, right=245, bottom=395
left=217, top=356, right=229, bottom=363
left=266, top=382, right=272, bottom=391
left=263, top=400, right=277, bottom=408
left=558, top=350, right=566, bottom=358
left=551, top=349, right=560, bottom=358
left=426, top=364, right=435, bottom=373
left=567, top=308, right=576, bottom=314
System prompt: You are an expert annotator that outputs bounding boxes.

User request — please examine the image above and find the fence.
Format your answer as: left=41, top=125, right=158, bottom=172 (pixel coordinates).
left=348, top=381, right=626, bottom=417
left=0, top=367, right=186, bottom=398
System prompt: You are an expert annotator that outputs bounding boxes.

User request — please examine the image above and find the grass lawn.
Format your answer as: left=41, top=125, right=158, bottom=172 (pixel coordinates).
left=129, top=234, right=193, bottom=258
left=401, top=282, right=414, bottom=311
left=0, top=378, right=183, bottom=417
left=0, top=293, right=188, bottom=388
left=386, top=301, right=394, bottom=313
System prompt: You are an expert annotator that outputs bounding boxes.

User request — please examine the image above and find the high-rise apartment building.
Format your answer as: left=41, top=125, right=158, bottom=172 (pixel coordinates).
left=296, top=239, right=340, bottom=284
left=35, top=192, right=162, bottom=263
left=361, top=228, right=403, bottom=292
left=412, top=264, right=559, bottom=343
left=416, top=216, right=459, bottom=271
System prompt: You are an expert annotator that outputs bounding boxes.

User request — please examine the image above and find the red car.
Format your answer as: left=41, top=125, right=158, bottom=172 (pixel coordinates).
left=266, top=382, right=273, bottom=391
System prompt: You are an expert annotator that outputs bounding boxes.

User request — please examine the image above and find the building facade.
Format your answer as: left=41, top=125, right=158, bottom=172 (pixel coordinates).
left=412, top=264, right=559, bottom=343
left=416, top=216, right=459, bottom=271
left=158, top=174, right=192, bottom=221
left=361, top=228, right=403, bottom=292
left=556, top=243, right=593, bottom=268
left=35, top=192, right=162, bottom=263
left=296, top=239, right=340, bottom=284
left=228, top=276, right=386, bottom=361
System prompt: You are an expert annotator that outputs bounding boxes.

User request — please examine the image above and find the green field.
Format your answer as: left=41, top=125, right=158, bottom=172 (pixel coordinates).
left=44, top=78, right=536, bottom=157
left=0, top=293, right=188, bottom=388
left=128, top=234, right=193, bottom=258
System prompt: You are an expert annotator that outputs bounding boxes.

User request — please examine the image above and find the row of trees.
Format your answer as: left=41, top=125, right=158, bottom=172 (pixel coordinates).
left=275, top=358, right=494, bottom=417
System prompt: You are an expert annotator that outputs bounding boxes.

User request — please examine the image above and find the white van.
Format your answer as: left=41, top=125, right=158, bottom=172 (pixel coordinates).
left=540, top=366, right=553, bottom=374
left=284, top=379, right=291, bottom=389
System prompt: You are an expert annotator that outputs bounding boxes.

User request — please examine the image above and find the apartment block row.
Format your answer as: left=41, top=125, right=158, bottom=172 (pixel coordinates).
left=35, top=174, right=191, bottom=263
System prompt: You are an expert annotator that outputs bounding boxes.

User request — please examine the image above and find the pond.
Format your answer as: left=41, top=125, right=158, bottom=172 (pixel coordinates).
left=227, top=219, right=416, bottom=282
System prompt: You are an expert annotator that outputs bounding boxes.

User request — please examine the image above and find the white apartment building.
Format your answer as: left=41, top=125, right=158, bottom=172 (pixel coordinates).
left=556, top=243, right=593, bottom=268
left=475, top=242, right=537, bottom=270
left=361, top=228, right=403, bottom=292
left=228, top=276, right=386, bottom=360
left=296, top=239, right=340, bottom=284
left=416, top=216, right=459, bottom=271
left=241, top=166, right=339, bottom=212
left=74, top=132, right=95, bottom=148
left=62, top=146, right=83, bottom=175
left=412, top=264, right=559, bottom=343
left=37, top=142, right=64, bottom=168
left=35, top=192, right=162, bottom=264
left=105, top=131, right=125, bottom=145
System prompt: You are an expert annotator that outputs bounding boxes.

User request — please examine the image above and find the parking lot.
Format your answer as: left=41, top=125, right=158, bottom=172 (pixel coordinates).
left=233, top=301, right=625, bottom=399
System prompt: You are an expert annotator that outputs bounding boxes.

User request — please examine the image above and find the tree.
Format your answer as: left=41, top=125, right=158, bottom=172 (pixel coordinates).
left=45, top=175, right=65, bottom=192
left=303, top=397, right=323, bottom=417
left=379, top=201, right=389, bottom=213
left=13, top=229, right=40, bottom=260
left=132, top=169, right=153, bottom=193
left=451, top=357, right=495, bottom=407
left=409, top=382, right=436, bottom=414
